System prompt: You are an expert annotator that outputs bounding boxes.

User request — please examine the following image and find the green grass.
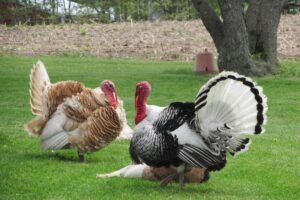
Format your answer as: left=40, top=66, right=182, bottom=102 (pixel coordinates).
left=0, top=55, right=299, bottom=200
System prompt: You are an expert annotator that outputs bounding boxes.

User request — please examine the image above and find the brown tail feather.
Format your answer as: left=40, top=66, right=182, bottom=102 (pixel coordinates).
left=29, top=61, right=50, bottom=116
left=24, top=116, right=46, bottom=136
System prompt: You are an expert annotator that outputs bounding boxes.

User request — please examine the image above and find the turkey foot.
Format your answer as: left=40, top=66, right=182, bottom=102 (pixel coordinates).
left=78, top=151, right=85, bottom=162
left=160, top=173, right=185, bottom=188
left=178, top=173, right=185, bottom=188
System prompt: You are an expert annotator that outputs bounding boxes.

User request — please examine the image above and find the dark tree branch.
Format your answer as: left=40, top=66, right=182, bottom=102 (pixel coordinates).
left=191, top=0, right=224, bottom=51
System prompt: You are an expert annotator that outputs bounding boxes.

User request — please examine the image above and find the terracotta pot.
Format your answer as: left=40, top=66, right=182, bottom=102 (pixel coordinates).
left=195, top=48, right=218, bottom=73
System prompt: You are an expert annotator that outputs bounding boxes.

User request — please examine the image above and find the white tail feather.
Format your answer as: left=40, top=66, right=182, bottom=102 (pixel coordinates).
left=29, top=60, right=51, bottom=116
left=194, top=71, right=267, bottom=155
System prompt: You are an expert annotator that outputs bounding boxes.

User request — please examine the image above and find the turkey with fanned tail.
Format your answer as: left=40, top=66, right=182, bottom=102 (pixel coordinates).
left=130, top=72, right=268, bottom=188
left=25, top=60, right=133, bottom=162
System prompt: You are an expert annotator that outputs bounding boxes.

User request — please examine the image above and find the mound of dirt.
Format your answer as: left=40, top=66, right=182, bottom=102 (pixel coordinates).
left=0, top=14, right=299, bottom=61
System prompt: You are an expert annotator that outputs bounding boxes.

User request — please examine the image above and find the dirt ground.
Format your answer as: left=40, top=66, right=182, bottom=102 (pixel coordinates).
left=0, top=14, right=299, bottom=61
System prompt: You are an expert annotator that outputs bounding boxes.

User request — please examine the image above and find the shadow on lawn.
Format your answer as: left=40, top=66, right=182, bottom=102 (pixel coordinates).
left=98, top=176, right=227, bottom=196
left=163, top=68, right=196, bottom=76
left=118, top=180, right=225, bottom=195
left=23, top=151, right=103, bottom=163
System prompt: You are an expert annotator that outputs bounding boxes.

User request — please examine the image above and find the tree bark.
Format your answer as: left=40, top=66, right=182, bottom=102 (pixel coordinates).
left=192, top=0, right=284, bottom=76
left=191, top=0, right=224, bottom=50
left=193, top=0, right=256, bottom=75
left=246, top=0, right=284, bottom=73
left=245, top=0, right=262, bottom=53
left=218, top=0, right=254, bottom=75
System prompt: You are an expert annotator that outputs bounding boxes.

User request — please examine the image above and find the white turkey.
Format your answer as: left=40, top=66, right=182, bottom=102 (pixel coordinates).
left=130, top=72, right=267, bottom=188
left=96, top=163, right=210, bottom=184
left=25, top=60, right=133, bottom=161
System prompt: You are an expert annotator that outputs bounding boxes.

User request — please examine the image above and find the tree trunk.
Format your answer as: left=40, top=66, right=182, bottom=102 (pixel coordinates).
left=191, top=0, right=224, bottom=50
left=218, top=0, right=254, bottom=75
left=192, top=0, right=255, bottom=75
left=246, top=0, right=284, bottom=74
left=50, top=0, right=56, bottom=16
left=68, top=0, right=72, bottom=22
left=192, top=0, right=284, bottom=76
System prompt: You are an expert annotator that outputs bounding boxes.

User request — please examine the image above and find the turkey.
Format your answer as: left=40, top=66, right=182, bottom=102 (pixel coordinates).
left=130, top=72, right=267, bottom=188
left=96, top=163, right=210, bottom=184
left=25, top=60, right=132, bottom=161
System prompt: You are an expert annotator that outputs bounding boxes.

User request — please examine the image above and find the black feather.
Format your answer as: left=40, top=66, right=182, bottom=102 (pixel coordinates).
left=153, top=102, right=195, bottom=133
left=129, top=139, right=142, bottom=164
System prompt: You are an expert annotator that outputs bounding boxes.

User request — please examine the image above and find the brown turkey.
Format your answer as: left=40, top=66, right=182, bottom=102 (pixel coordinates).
left=25, top=60, right=132, bottom=162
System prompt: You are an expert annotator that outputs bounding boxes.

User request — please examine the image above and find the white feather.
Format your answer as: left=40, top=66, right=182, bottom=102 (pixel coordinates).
left=192, top=71, right=268, bottom=157
left=134, top=105, right=165, bottom=133
left=117, top=123, right=133, bottom=140
left=195, top=71, right=268, bottom=137
left=146, top=105, right=165, bottom=123
left=116, top=100, right=134, bottom=140
left=96, top=164, right=147, bottom=178
left=39, top=106, right=70, bottom=150
left=171, top=123, right=206, bottom=149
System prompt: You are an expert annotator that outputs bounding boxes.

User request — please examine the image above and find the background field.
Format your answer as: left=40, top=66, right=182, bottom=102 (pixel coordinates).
left=0, top=55, right=299, bottom=199
left=1, top=14, right=299, bottom=61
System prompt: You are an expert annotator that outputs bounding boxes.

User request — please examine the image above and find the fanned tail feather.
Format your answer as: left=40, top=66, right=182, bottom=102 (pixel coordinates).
left=25, top=60, right=51, bottom=136
left=24, top=116, right=46, bottom=136
left=194, top=71, right=267, bottom=156
left=29, top=60, right=50, bottom=116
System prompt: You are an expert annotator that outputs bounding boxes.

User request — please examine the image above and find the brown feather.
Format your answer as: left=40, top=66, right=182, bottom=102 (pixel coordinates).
left=142, top=166, right=208, bottom=183
left=62, top=88, right=107, bottom=123
left=27, top=61, right=84, bottom=135
left=76, top=88, right=108, bottom=111
left=26, top=61, right=124, bottom=158
left=29, top=62, right=50, bottom=115
left=26, top=80, right=84, bottom=136
left=63, top=102, right=93, bottom=123
left=24, top=116, right=47, bottom=136
left=46, top=81, right=84, bottom=118
left=69, top=106, right=123, bottom=153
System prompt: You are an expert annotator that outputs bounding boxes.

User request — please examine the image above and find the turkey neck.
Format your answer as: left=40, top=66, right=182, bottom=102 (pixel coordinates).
left=135, top=94, right=147, bottom=124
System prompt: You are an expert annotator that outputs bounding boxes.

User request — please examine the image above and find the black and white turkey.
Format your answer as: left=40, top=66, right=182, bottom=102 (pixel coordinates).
left=130, top=71, right=268, bottom=188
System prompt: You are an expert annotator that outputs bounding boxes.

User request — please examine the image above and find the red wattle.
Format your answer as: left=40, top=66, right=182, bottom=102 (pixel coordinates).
left=109, top=92, right=118, bottom=109
left=135, top=95, right=147, bottom=124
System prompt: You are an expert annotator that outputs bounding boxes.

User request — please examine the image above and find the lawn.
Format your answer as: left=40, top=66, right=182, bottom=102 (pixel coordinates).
left=0, top=55, right=299, bottom=200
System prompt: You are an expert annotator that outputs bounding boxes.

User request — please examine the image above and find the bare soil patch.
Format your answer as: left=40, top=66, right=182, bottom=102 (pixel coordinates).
left=0, top=14, right=299, bottom=61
